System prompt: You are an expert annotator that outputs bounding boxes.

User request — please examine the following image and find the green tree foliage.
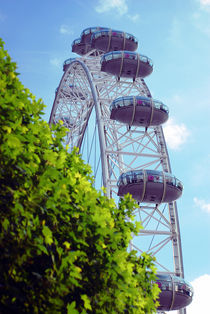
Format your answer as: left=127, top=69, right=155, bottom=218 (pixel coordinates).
left=0, top=38, right=160, bottom=313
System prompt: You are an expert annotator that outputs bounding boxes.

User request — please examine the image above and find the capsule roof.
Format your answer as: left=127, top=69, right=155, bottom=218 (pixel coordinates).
left=92, top=29, right=138, bottom=43
left=72, top=27, right=139, bottom=57
left=80, top=26, right=109, bottom=43
left=71, top=41, right=93, bottom=56
left=101, top=51, right=153, bottom=66
left=91, top=29, right=138, bottom=52
left=63, top=58, right=77, bottom=71
left=110, top=96, right=168, bottom=111
left=81, top=26, right=109, bottom=36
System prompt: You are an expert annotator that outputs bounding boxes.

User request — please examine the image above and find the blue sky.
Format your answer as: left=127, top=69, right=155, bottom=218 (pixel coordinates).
left=1, top=0, right=210, bottom=312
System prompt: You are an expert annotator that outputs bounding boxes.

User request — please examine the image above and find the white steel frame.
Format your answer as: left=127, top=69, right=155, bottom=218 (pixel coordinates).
left=49, top=51, right=186, bottom=314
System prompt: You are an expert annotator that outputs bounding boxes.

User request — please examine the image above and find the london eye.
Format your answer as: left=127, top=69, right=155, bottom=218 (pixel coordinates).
left=49, top=27, right=193, bottom=313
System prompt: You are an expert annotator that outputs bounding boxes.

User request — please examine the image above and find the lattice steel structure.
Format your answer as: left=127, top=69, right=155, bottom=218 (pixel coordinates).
left=49, top=27, right=193, bottom=313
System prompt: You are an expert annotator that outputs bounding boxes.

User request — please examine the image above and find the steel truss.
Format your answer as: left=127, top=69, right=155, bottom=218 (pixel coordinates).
left=49, top=53, right=185, bottom=313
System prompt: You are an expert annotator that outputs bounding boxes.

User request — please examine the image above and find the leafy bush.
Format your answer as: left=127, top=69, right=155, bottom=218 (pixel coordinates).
left=0, top=38, right=160, bottom=313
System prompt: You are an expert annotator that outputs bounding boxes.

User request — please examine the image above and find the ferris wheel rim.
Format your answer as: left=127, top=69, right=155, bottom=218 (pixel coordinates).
left=50, top=53, right=185, bottom=279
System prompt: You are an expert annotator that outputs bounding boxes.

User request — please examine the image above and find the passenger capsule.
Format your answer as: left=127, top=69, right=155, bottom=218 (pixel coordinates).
left=63, top=58, right=76, bottom=72
left=156, top=274, right=193, bottom=311
left=101, top=51, right=153, bottom=79
left=80, top=26, right=109, bottom=43
left=71, top=38, right=94, bottom=56
left=110, top=96, right=169, bottom=127
left=91, top=29, right=138, bottom=52
left=117, top=170, right=183, bottom=203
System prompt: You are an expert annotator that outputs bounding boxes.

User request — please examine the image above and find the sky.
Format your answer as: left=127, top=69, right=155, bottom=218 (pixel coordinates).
left=1, top=0, right=210, bottom=312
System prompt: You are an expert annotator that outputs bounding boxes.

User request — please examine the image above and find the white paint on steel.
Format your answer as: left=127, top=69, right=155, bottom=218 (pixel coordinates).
left=49, top=52, right=185, bottom=314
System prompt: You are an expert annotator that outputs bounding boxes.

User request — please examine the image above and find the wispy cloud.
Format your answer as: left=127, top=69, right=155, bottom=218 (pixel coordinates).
left=59, top=24, right=74, bottom=35
left=193, top=197, right=210, bottom=214
left=192, top=10, right=210, bottom=36
left=192, top=1, right=210, bottom=36
left=128, top=14, right=140, bottom=23
left=167, top=18, right=182, bottom=44
left=0, top=11, right=6, bottom=22
left=95, top=0, right=140, bottom=23
left=95, top=0, right=128, bottom=15
left=50, top=58, right=62, bottom=68
left=200, top=0, right=210, bottom=10
left=200, top=0, right=210, bottom=3
left=163, top=118, right=190, bottom=150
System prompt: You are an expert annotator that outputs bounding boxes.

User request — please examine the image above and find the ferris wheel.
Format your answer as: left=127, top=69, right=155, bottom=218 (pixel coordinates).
left=49, top=27, right=193, bottom=313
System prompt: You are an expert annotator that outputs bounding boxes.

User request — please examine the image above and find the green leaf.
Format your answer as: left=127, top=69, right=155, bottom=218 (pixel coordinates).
left=67, top=302, right=79, bottom=314
left=42, top=225, right=53, bottom=245
left=81, top=294, right=92, bottom=311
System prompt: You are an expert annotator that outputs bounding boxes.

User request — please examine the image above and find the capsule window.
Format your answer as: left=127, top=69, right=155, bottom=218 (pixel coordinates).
left=154, top=175, right=163, bottom=183
left=106, top=54, right=113, bottom=61
left=148, top=175, right=154, bottom=181
left=126, top=175, right=132, bottom=184
left=161, top=283, right=167, bottom=291
left=142, top=100, right=150, bottom=107
left=113, top=52, right=121, bottom=59
left=95, top=32, right=101, bottom=39
left=124, top=53, right=134, bottom=59
left=113, top=31, right=122, bottom=38
left=132, top=173, right=138, bottom=183
left=165, top=175, right=173, bottom=186
left=140, top=56, right=147, bottom=63
left=136, top=173, right=144, bottom=182
left=145, top=100, right=151, bottom=107
left=162, top=105, right=167, bottom=112
left=116, top=100, right=121, bottom=108
left=176, top=180, right=183, bottom=190
left=160, top=104, right=168, bottom=113
left=154, top=102, right=160, bottom=109
left=122, top=176, right=127, bottom=185
left=124, top=98, right=132, bottom=106
left=137, top=99, right=143, bottom=105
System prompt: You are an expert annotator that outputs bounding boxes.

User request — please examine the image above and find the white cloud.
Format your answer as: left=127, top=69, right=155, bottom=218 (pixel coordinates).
left=200, top=0, right=210, bottom=7
left=128, top=14, right=140, bottom=22
left=50, top=58, right=62, bottom=68
left=0, top=11, right=6, bottom=22
left=95, top=0, right=140, bottom=23
left=167, top=18, right=182, bottom=44
left=193, top=197, right=210, bottom=214
left=196, top=0, right=210, bottom=13
left=166, top=274, right=210, bottom=313
left=187, top=274, right=210, bottom=313
left=163, top=118, right=190, bottom=150
left=95, top=0, right=128, bottom=15
left=191, top=10, right=210, bottom=36
left=59, top=24, right=74, bottom=35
